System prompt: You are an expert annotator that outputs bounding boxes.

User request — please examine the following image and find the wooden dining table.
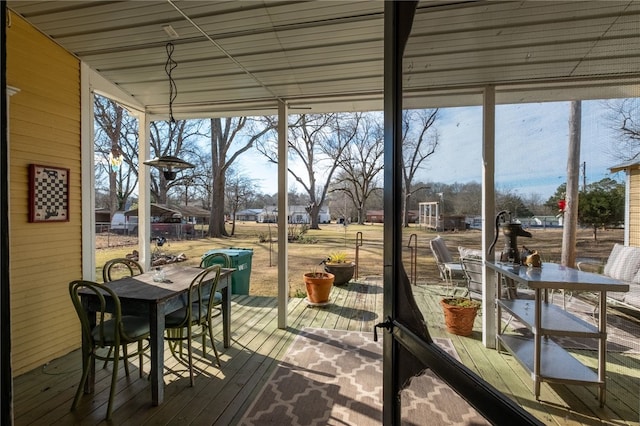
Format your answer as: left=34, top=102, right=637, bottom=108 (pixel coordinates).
left=79, top=265, right=234, bottom=405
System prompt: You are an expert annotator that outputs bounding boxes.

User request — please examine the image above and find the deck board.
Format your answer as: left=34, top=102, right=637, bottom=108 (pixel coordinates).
left=13, top=279, right=640, bottom=426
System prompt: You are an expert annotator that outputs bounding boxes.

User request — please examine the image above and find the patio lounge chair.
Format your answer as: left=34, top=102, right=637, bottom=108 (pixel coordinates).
left=458, top=246, right=523, bottom=300
left=430, top=236, right=466, bottom=286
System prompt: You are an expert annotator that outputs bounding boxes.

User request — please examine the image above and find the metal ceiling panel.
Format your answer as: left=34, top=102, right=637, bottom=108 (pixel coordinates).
left=7, top=1, right=640, bottom=115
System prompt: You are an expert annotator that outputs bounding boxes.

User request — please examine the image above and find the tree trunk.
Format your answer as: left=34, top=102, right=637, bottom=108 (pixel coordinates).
left=402, top=192, right=410, bottom=227
left=230, top=205, right=237, bottom=236
left=561, top=101, right=581, bottom=267
left=209, top=174, right=228, bottom=237
left=309, top=203, right=320, bottom=229
left=357, top=205, right=365, bottom=225
left=109, top=171, right=118, bottom=215
left=158, top=175, right=168, bottom=204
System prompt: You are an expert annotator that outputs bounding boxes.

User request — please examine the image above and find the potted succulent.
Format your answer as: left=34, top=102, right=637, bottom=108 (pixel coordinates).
left=440, top=297, right=481, bottom=336
left=303, top=268, right=335, bottom=305
left=323, top=251, right=356, bottom=285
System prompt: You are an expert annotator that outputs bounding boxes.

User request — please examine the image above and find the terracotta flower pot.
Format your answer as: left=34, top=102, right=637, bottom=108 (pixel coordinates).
left=440, top=298, right=480, bottom=336
left=303, top=272, right=335, bottom=304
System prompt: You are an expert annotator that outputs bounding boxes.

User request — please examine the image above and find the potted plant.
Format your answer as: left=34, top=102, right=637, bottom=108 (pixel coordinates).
left=303, top=269, right=335, bottom=305
left=440, top=297, right=481, bottom=336
left=323, top=251, right=356, bottom=285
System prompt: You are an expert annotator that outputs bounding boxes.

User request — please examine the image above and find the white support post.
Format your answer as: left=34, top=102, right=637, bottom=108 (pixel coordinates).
left=482, top=85, right=497, bottom=348
left=80, top=63, right=96, bottom=280
left=138, top=113, right=151, bottom=270
left=277, top=100, right=289, bottom=329
left=624, top=171, right=630, bottom=246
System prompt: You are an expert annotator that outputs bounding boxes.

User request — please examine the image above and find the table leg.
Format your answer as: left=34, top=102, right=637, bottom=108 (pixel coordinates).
left=222, top=275, right=231, bottom=348
left=150, top=303, right=165, bottom=405
left=533, top=288, right=542, bottom=400
left=82, top=299, right=96, bottom=394
left=598, top=291, right=607, bottom=406
left=495, top=271, right=502, bottom=350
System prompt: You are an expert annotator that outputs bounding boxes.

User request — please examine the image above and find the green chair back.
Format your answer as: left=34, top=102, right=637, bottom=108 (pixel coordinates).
left=68, top=280, right=150, bottom=420
left=164, top=265, right=222, bottom=385
left=102, top=258, right=143, bottom=282
left=200, top=252, right=231, bottom=268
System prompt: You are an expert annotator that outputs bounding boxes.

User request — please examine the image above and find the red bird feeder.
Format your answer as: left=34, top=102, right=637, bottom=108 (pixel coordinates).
left=557, top=199, right=566, bottom=212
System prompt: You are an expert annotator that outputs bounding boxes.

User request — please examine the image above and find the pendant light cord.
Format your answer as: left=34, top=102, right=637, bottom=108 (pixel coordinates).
left=165, top=42, right=178, bottom=123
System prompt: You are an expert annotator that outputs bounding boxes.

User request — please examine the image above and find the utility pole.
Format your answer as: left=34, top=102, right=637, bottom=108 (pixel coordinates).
left=562, top=101, right=581, bottom=268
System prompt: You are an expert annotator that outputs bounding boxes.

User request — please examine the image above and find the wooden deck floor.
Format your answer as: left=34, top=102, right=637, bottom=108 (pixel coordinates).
left=14, top=278, right=640, bottom=425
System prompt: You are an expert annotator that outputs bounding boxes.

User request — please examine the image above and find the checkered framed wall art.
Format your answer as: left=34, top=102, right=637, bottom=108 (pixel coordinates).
left=28, top=164, right=69, bottom=222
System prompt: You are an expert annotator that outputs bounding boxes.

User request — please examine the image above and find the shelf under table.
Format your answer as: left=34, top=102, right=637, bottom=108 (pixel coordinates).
left=498, top=334, right=600, bottom=385
left=498, top=299, right=602, bottom=337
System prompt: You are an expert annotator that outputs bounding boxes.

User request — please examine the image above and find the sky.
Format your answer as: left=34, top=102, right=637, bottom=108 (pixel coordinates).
left=239, top=99, right=628, bottom=200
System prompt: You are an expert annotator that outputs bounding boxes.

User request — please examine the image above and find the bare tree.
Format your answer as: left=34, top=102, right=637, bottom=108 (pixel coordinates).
left=208, top=117, right=275, bottom=237
left=603, top=98, right=640, bottom=161
left=332, top=113, right=384, bottom=224
left=225, top=169, right=258, bottom=236
left=93, top=95, right=139, bottom=214
left=257, top=113, right=359, bottom=229
left=188, top=153, right=214, bottom=209
left=148, top=119, right=206, bottom=204
left=449, top=182, right=481, bottom=215
left=401, top=109, right=440, bottom=226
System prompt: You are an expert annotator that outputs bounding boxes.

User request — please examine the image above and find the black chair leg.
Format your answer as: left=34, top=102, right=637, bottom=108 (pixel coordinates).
left=206, top=323, right=221, bottom=367
left=71, top=351, right=92, bottom=411
left=122, top=344, right=130, bottom=377
left=138, top=340, right=144, bottom=378
left=106, top=350, right=119, bottom=420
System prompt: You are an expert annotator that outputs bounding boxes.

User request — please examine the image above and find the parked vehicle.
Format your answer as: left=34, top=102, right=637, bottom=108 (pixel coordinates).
left=110, top=212, right=138, bottom=234
left=110, top=211, right=194, bottom=237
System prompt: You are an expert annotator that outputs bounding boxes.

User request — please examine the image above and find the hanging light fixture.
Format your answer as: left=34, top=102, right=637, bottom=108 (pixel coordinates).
left=108, top=145, right=123, bottom=172
left=143, top=42, right=194, bottom=181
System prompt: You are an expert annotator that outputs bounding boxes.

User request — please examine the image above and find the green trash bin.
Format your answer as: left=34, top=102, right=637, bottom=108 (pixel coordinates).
left=202, top=248, right=253, bottom=295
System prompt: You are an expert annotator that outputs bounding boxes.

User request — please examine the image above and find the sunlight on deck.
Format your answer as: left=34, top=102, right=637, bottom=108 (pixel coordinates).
left=13, top=278, right=640, bottom=425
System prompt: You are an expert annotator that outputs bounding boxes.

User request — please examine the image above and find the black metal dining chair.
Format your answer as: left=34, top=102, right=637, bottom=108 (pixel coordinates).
left=199, top=252, right=231, bottom=268
left=102, top=257, right=143, bottom=283
left=164, top=265, right=222, bottom=386
left=68, top=280, right=150, bottom=420
left=101, top=257, right=145, bottom=368
left=199, top=252, right=230, bottom=316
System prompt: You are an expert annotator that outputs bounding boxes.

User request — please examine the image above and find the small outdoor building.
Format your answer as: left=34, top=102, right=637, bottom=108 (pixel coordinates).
left=366, top=210, right=384, bottom=223
left=235, top=209, right=262, bottom=222
left=418, top=202, right=465, bottom=231
left=124, top=203, right=209, bottom=224
left=94, top=208, right=111, bottom=232
left=257, top=205, right=330, bottom=224
left=610, top=161, right=640, bottom=246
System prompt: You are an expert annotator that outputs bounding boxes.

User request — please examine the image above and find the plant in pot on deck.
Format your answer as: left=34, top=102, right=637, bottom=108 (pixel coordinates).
left=322, top=251, right=356, bottom=285
left=303, top=267, right=335, bottom=305
left=440, top=297, right=481, bottom=337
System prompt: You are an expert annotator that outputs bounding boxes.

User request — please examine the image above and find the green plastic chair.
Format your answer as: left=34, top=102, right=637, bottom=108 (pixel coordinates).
left=102, top=258, right=143, bottom=283
left=164, top=265, right=222, bottom=386
left=68, top=280, right=150, bottom=420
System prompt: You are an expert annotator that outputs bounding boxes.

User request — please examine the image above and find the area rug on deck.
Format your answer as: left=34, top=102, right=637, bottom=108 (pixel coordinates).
left=239, top=328, right=489, bottom=426
left=507, top=295, right=640, bottom=353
